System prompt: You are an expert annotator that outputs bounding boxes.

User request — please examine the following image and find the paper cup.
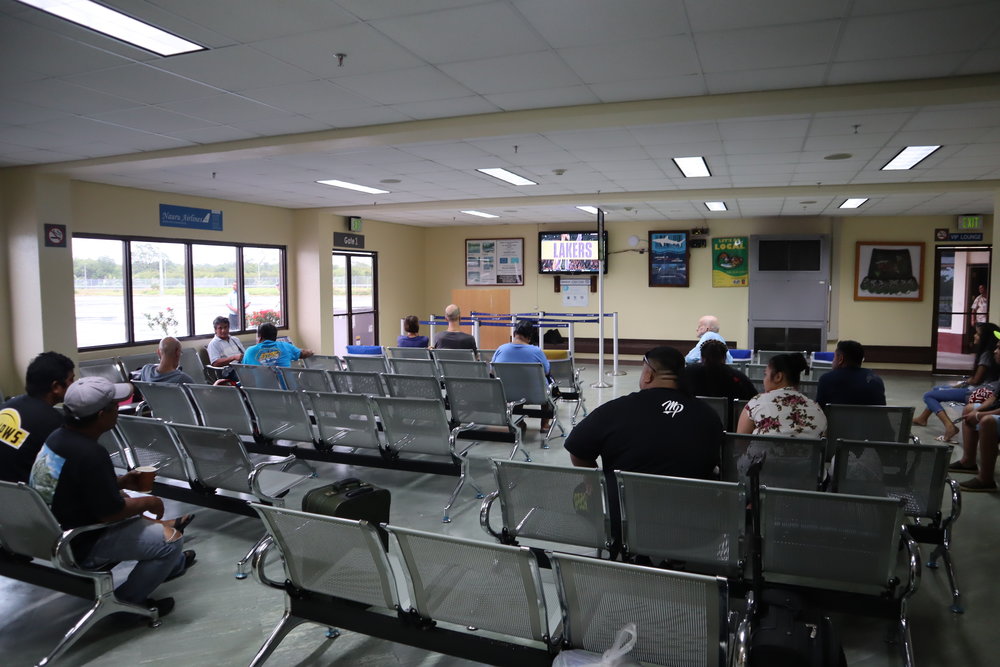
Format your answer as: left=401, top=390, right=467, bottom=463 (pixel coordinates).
left=134, top=466, right=157, bottom=492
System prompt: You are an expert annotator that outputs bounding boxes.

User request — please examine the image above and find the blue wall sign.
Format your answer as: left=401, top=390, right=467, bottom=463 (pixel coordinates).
left=159, top=204, right=222, bottom=231
left=948, top=232, right=983, bottom=242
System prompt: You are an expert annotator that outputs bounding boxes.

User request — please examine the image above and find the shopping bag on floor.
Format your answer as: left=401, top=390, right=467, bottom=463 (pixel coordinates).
left=553, top=623, right=641, bottom=667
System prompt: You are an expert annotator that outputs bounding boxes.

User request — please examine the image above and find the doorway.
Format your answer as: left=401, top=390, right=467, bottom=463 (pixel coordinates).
left=332, top=251, right=378, bottom=357
left=931, top=246, right=991, bottom=374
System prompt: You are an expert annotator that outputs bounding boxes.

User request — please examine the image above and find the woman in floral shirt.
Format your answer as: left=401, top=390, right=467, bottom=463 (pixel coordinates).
left=737, top=353, right=827, bottom=437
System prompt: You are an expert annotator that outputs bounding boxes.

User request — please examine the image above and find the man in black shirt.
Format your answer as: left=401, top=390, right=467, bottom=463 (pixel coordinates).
left=565, top=346, right=723, bottom=536
left=683, top=339, right=758, bottom=401
left=0, top=351, right=74, bottom=483
left=433, top=304, right=478, bottom=350
left=30, top=377, right=195, bottom=617
left=815, top=340, right=886, bottom=406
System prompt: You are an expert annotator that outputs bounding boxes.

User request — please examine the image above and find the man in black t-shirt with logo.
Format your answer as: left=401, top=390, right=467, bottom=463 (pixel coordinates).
left=0, top=351, right=74, bottom=483
left=565, top=346, right=723, bottom=538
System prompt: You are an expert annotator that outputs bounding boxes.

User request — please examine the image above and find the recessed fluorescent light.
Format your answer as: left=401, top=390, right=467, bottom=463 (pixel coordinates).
left=881, top=145, right=941, bottom=171
left=461, top=210, right=499, bottom=219
left=576, top=206, right=600, bottom=215
left=316, top=179, right=390, bottom=195
left=672, top=156, right=711, bottom=178
left=476, top=168, right=537, bottom=186
left=839, top=198, right=868, bottom=209
left=16, top=0, right=205, bottom=56
left=705, top=201, right=727, bottom=212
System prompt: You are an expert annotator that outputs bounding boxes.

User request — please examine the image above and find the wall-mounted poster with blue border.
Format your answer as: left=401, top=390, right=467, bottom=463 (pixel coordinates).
left=648, top=231, right=689, bottom=287
left=159, top=204, right=222, bottom=231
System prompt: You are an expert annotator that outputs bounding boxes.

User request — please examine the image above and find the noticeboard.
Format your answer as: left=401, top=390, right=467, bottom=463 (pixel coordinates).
left=466, top=238, right=524, bottom=286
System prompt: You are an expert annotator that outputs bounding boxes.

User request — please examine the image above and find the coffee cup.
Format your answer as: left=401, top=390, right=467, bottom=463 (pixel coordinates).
left=134, top=466, right=157, bottom=493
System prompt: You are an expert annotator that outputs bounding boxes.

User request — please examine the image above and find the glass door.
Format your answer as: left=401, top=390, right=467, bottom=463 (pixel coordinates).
left=332, top=251, right=378, bottom=356
left=932, top=245, right=991, bottom=374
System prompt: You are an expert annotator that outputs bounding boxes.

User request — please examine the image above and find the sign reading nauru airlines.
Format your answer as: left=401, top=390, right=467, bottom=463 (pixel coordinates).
left=0, top=408, right=30, bottom=450
left=540, top=239, right=598, bottom=261
left=159, top=204, right=223, bottom=231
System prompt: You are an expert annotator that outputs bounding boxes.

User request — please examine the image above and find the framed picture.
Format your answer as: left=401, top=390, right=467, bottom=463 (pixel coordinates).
left=465, top=238, right=524, bottom=286
left=648, top=231, right=689, bottom=287
left=854, top=242, right=924, bottom=301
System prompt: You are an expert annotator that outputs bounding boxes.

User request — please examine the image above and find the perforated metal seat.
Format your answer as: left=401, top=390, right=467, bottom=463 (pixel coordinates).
left=384, top=374, right=442, bottom=400
left=481, top=459, right=612, bottom=555
left=548, top=357, right=588, bottom=425
left=276, top=367, right=333, bottom=392
left=231, top=363, right=283, bottom=389
left=133, top=381, right=200, bottom=425
left=386, top=346, right=431, bottom=359
left=301, top=354, right=342, bottom=371
left=242, top=387, right=316, bottom=445
left=696, top=395, right=731, bottom=432
left=437, top=359, right=490, bottom=379
left=824, top=404, right=916, bottom=460
left=431, top=348, right=476, bottom=362
left=492, top=362, right=565, bottom=446
left=118, top=352, right=159, bottom=376
left=185, top=384, right=257, bottom=439
left=0, top=482, right=161, bottom=666
left=387, top=357, right=439, bottom=378
left=550, top=552, right=731, bottom=667
left=721, top=432, right=825, bottom=490
left=328, top=370, right=386, bottom=396
left=115, top=415, right=193, bottom=482
left=180, top=347, right=210, bottom=383
left=303, top=391, right=382, bottom=452
left=832, top=439, right=960, bottom=612
left=617, top=472, right=745, bottom=577
left=78, top=358, right=127, bottom=383
left=797, top=379, right=819, bottom=400
left=443, top=376, right=526, bottom=462
left=343, top=355, right=388, bottom=373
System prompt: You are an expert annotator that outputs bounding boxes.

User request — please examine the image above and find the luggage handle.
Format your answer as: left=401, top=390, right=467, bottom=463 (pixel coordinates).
left=331, top=477, right=363, bottom=492
left=344, top=487, right=375, bottom=499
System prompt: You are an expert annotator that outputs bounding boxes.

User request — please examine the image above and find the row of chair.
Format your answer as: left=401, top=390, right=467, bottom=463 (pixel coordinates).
left=246, top=502, right=737, bottom=667
left=479, top=445, right=949, bottom=667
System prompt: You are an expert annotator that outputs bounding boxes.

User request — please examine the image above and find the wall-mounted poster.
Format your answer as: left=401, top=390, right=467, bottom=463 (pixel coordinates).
left=466, top=238, right=524, bottom=286
left=712, top=236, right=748, bottom=287
left=854, top=242, right=924, bottom=301
left=648, top=231, right=689, bottom=287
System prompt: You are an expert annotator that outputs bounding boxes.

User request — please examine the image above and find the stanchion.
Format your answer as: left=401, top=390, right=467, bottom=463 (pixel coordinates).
left=428, top=314, right=436, bottom=343
left=611, top=312, right=625, bottom=376
left=568, top=321, right=575, bottom=358
left=473, top=318, right=481, bottom=347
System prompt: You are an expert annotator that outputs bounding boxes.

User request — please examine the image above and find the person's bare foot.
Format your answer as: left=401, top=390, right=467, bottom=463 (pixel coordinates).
left=911, top=417, right=928, bottom=427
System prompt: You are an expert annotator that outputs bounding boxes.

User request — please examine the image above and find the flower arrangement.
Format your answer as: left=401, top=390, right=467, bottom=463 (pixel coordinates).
left=248, top=309, right=281, bottom=327
left=144, top=307, right=178, bottom=335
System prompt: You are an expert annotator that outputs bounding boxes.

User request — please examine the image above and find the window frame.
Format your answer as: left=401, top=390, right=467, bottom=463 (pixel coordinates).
left=73, top=233, right=287, bottom=352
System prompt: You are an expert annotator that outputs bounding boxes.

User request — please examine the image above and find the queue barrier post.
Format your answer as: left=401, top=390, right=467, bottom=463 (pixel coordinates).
left=611, top=312, right=625, bottom=376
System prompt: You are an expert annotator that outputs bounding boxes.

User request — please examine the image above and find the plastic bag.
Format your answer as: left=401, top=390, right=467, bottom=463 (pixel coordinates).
left=553, top=623, right=642, bottom=667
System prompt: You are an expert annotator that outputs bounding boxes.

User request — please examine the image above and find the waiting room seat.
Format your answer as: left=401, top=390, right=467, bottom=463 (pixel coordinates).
left=302, top=391, right=382, bottom=453
left=118, top=352, right=159, bottom=376
left=342, top=355, right=388, bottom=374
left=301, top=354, right=342, bottom=372
left=430, top=348, right=476, bottom=362
left=132, top=381, right=201, bottom=425
left=477, top=349, right=496, bottom=362
left=276, top=367, right=333, bottom=392
left=179, top=347, right=210, bottom=383
left=797, top=379, right=819, bottom=400
left=387, top=357, right=439, bottom=378
left=115, top=415, right=193, bottom=483
left=437, top=359, right=490, bottom=379
left=548, top=357, right=588, bottom=425
left=492, top=362, right=565, bottom=447
left=383, top=373, right=442, bottom=401
left=196, top=346, right=224, bottom=383
left=616, top=472, right=745, bottom=578
left=242, top=387, right=316, bottom=446
left=760, top=487, right=919, bottom=667
left=443, top=376, right=526, bottom=462
left=549, top=552, right=733, bottom=667
left=481, top=459, right=612, bottom=557
left=832, top=438, right=961, bottom=613
left=97, top=426, right=133, bottom=470
left=327, top=370, right=386, bottom=397
left=696, top=395, right=731, bottom=432
left=744, top=363, right=767, bottom=384
left=230, top=363, right=283, bottom=389
left=721, top=433, right=825, bottom=491
left=78, top=357, right=127, bottom=383
left=0, top=482, right=161, bottom=666
left=185, top=383, right=257, bottom=440
left=824, top=404, right=916, bottom=460
left=386, top=346, right=431, bottom=360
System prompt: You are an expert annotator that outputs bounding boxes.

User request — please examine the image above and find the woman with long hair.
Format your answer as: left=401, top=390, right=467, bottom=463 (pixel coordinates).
left=912, top=321, right=1000, bottom=443
left=737, top=352, right=826, bottom=437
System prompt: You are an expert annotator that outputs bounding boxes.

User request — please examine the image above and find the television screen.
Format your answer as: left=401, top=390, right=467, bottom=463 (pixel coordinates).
left=538, top=231, right=608, bottom=274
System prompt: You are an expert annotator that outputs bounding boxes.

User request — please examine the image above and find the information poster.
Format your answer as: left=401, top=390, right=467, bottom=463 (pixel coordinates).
left=712, top=236, right=748, bottom=287
left=561, top=278, right=591, bottom=307
left=466, top=238, right=524, bottom=286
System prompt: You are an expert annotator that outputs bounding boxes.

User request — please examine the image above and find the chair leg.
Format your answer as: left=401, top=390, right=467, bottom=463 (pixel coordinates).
left=248, top=610, right=310, bottom=667
left=542, top=415, right=567, bottom=447
left=899, top=615, right=916, bottom=667
left=37, top=595, right=157, bottom=667
left=931, top=544, right=963, bottom=613
left=443, top=458, right=471, bottom=523
left=236, top=533, right=269, bottom=579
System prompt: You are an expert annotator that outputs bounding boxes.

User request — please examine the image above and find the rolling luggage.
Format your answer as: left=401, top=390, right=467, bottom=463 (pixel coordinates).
left=745, top=453, right=847, bottom=667
left=302, top=477, right=391, bottom=549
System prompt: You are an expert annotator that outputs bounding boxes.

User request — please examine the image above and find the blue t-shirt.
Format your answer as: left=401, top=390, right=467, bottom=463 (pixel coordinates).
left=492, top=343, right=550, bottom=373
left=397, top=335, right=429, bottom=348
left=242, top=340, right=302, bottom=367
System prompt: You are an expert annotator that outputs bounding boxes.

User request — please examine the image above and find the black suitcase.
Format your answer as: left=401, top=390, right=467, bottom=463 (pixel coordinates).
left=745, top=454, right=848, bottom=667
left=302, top=477, right=391, bottom=549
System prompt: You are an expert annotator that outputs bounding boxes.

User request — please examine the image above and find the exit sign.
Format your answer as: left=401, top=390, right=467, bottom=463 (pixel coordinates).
left=957, top=214, right=983, bottom=230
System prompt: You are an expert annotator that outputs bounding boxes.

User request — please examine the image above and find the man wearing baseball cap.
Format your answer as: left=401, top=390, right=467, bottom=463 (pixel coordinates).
left=29, top=377, right=195, bottom=617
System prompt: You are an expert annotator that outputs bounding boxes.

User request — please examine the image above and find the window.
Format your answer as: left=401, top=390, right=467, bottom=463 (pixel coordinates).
left=72, top=234, right=286, bottom=350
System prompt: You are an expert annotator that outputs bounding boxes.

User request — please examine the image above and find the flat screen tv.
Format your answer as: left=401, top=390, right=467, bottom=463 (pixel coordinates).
left=538, top=230, right=608, bottom=274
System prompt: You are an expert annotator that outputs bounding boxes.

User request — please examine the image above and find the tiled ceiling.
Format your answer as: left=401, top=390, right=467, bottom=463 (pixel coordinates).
left=1, top=0, right=1000, bottom=225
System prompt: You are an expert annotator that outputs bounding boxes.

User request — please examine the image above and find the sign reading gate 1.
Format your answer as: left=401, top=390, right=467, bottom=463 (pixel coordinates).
left=540, top=238, right=598, bottom=261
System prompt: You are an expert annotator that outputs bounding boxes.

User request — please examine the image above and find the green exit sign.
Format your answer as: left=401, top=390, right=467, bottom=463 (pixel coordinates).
left=957, top=214, right=983, bottom=230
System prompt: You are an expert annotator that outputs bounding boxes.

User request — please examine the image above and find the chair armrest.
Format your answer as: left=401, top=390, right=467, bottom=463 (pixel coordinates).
left=733, top=590, right=755, bottom=667
left=479, top=490, right=502, bottom=540
left=249, top=534, right=285, bottom=591
left=248, top=455, right=299, bottom=503
left=900, top=525, right=921, bottom=600
left=52, top=516, right=142, bottom=577
left=943, top=477, right=961, bottom=528
left=505, top=399, right=526, bottom=420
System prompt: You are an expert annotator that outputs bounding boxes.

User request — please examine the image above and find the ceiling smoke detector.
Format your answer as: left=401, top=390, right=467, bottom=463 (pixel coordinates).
left=552, top=168, right=566, bottom=176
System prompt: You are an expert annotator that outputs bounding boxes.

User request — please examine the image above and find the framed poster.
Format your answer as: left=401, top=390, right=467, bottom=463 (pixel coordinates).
left=648, top=231, right=689, bottom=287
left=711, top=236, right=748, bottom=287
left=466, top=238, right=524, bottom=286
left=854, top=242, right=924, bottom=301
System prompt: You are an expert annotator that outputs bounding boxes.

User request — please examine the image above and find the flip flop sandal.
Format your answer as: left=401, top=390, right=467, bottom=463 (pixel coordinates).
left=172, top=513, right=196, bottom=534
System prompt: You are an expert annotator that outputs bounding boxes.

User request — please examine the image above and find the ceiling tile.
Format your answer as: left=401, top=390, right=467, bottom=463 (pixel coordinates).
left=332, top=66, right=473, bottom=104
left=157, top=45, right=315, bottom=91
left=91, top=107, right=217, bottom=134
left=241, top=80, right=376, bottom=113
left=440, top=51, right=583, bottom=95
left=559, top=35, right=700, bottom=84
left=68, top=64, right=222, bottom=105
left=484, top=85, right=601, bottom=111
left=7, top=79, right=140, bottom=115
left=144, top=0, right=357, bottom=42
left=590, top=75, right=706, bottom=102
left=512, top=0, right=688, bottom=49
left=697, top=22, right=841, bottom=72
left=159, top=94, right=290, bottom=123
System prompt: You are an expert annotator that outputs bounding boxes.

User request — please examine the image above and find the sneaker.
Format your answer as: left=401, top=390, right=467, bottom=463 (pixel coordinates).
left=164, top=550, right=197, bottom=582
left=948, top=461, right=978, bottom=473
left=959, top=478, right=998, bottom=493
left=144, top=596, right=175, bottom=618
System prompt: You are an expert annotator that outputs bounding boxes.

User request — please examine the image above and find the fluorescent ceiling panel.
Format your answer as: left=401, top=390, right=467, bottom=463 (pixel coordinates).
left=881, top=145, right=941, bottom=171
left=17, top=0, right=205, bottom=56
left=476, top=167, right=537, bottom=186
left=316, top=179, right=390, bottom=194
left=461, top=210, right=499, bottom=218
left=672, top=156, right=711, bottom=177
left=839, top=198, right=868, bottom=209
left=705, top=201, right=727, bottom=211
